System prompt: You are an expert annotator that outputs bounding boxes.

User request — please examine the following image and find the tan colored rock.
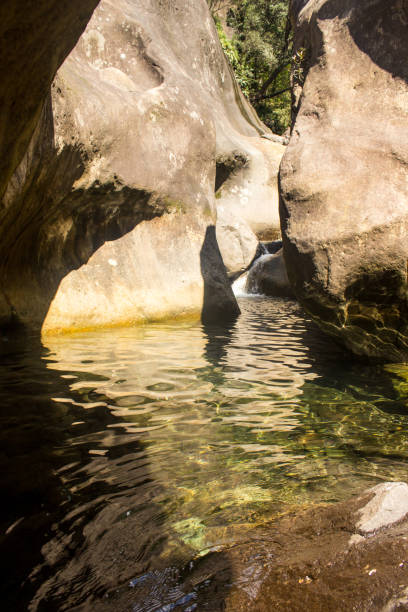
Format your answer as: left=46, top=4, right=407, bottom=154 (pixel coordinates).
left=216, top=137, right=284, bottom=239
left=0, top=0, right=285, bottom=333
left=216, top=206, right=258, bottom=280
left=280, top=0, right=408, bottom=360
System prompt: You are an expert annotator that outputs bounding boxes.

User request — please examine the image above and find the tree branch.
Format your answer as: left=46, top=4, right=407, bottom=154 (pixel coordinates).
left=251, top=61, right=291, bottom=102
left=253, top=87, right=291, bottom=102
left=209, top=0, right=236, bottom=14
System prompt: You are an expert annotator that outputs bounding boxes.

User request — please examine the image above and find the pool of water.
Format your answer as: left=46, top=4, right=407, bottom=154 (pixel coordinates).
left=2, top=297, right=408, bottom=610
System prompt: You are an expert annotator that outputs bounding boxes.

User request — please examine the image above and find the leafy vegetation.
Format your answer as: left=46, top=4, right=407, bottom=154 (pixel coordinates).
left=209, top=0, right=292, bottom=135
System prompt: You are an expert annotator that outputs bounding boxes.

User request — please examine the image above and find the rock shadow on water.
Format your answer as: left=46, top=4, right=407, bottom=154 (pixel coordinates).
left=0, top=332, right=159, bottom=611
left=299, top=314, right=408, bottom=418
left=0, top=328, right=235, bottom=612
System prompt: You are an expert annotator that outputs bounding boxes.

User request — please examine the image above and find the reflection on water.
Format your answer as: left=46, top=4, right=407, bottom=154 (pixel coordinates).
left=2, top=297, right=408, bottom=609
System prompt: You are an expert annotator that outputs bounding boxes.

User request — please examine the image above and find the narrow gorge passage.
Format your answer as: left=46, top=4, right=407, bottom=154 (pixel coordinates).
left=1, top=0, right=407, bottom=609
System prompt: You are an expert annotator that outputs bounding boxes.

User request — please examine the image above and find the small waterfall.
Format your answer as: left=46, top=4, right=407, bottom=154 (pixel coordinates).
left=232, top=272, right=251, bottom=297
left=232, top=241, right=283, bottom=298
left=232, top=254, right=271, bottom=298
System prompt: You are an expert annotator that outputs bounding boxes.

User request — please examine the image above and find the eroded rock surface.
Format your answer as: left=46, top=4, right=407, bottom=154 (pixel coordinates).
left=216, top=137, right=285, bottom=239
left=280, top=0, right=408, bottom=360
left=0, top=0, right=282, bottom=333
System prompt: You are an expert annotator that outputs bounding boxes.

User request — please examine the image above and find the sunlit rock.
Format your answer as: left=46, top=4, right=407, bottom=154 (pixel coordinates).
left=356, top=482, right=408, bottom=535
left=0, top=0, right=285, bottom=333
left=280, top=0, right=408, bottom=360
left=216, top=137, right=285, bottom=240
left=216, top=206, right=258, bottom=280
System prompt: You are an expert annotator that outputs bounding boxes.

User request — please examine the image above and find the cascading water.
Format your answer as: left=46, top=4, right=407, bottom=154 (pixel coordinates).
left=232, top=241, right=280, bottom=298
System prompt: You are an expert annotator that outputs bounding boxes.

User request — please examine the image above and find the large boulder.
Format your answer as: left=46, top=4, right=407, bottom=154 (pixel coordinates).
left=280, top=0, right=408, bottom=360
left=0, top=0, right=286, bottom=333
left=216, top=206, right=259, bottom=280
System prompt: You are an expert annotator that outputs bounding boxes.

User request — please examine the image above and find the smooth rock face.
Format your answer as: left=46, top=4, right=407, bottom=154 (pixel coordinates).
left=0, top=0, right=284, bottom=333
left=216, top=137, right=284, bottom=239
left=280, top=0, right=408, bottom=360
left=245, top=250, right=294, bottom=298
left=216, top=206, right=258, bottom=280
left=356, top=482, right=408, bottom=535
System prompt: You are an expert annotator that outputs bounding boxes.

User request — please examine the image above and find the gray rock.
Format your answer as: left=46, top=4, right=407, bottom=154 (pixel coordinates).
left=280, top=0, right=408, bottom=361
left=245, top=250, right=294, bottom=298
left=356, top=482, right=408, bottom=535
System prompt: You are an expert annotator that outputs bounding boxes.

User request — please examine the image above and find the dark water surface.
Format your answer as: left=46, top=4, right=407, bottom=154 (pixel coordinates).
left=2, top=297, right=408, bottom=610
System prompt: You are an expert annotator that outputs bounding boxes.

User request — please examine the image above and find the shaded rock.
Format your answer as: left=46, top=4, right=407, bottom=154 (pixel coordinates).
left=0, top=0, right=288, bottom=332
left=261, top=240, right=283, bottom=255
left=280, top=0, right=408, bottom=361
left=216, top=206, right=258, bottom=280
left=246, top=250, right=294, bottom=298
left=0, top=0, right=99, bottom=200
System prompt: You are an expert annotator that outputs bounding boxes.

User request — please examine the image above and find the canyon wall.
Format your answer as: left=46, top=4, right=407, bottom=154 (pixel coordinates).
left=1, top=0, right=284, bottom=333
left=280, top=0, right=408, bottom=360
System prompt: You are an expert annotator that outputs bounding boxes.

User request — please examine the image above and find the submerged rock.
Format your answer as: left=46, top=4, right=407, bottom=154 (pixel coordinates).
left=82, top=481, right=408, bottom=611
left=245, top=250, right=294, bottom=298
left=280, top=0, right=408, bottom=361
left=0, top=0, right=283, bottom=333
left=179, top=482, right=408, bottom=612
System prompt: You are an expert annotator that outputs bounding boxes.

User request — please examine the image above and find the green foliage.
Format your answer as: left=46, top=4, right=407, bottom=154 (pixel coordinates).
left=209, top=0, right=292, bottom=135
left=213, top=16, right=251, bottom=94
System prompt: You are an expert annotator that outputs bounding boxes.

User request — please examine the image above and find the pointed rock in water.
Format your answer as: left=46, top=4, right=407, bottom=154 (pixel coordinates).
left=280, top=0, right=408, bottom=361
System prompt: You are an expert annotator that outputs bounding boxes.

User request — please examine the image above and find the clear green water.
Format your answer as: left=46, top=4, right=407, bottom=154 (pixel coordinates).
left=2, top=297, right=408, bottom=610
